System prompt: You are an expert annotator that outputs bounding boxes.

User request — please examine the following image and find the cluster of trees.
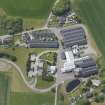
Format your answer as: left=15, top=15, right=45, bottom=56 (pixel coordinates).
left=0, top=16, right=23, bottom=35
left=53, top=52, right=57, bottom=65
left=52, top=0, right=71, bottom=16
left=95, top=95, right=105, bottom=103
left=0, top=53, right=17, bottom=62
left=42, top=61, right=54, bottom=81
left=77, top=99, right=91, bottom=105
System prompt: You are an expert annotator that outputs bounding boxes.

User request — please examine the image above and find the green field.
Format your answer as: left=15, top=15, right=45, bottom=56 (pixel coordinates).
left=73, top=0, right=105, bottom=58
left=10, top=92, right=54, bottom=105
left=0, top=73, right=10, bottom=105
left=0, top=0, right=55, bottom=29
left=0, top=0, right=55, bottom=18
left=36, top=76, right=55, bottom=89
left=0, top=48, right=45, bottom=79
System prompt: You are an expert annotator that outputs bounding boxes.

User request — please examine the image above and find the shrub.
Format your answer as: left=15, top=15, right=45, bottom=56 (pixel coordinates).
left=95, top=95, right=105, bottom=103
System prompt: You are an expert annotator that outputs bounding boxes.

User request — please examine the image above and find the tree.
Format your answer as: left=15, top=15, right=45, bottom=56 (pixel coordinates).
left=95, top=95, right=105, bottom=103
left=52, top=0, right=71, bottom=16
left=86, top=79, right=92, bottom=87
left=77, top=99, right=91, bottom=105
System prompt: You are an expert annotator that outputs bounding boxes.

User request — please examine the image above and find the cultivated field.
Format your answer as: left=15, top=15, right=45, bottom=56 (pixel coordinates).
left=73, top=0, right=105, bottom=58
left=0, top=74, right=10, bottom=105
left=0, top=0, right=55, bottom=28
left=10, top=92, right=54, bottom=105
left=0, top=0, right=55, bottom=18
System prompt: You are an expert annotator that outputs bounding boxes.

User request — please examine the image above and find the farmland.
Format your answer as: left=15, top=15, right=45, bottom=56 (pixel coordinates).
left=0, top=0, right=55, bottom=29
left=10, top=92, right=54, bottom=105
left=73, top=0, right=105, bottom=58
left=0, top=0, right=55, bottom=18
left=0, top=73, right=10, bottom=105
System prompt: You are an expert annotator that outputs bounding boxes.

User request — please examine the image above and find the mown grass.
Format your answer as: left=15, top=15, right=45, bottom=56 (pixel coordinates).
left=73, top=0, right=105, bottom=58
left=0, top=48, right=45, bottom=78
left=10, top=92, right=54, bottom=105
left=36, top=76, right=55, bottom=89
left=7, top=67, right=31, bottom=92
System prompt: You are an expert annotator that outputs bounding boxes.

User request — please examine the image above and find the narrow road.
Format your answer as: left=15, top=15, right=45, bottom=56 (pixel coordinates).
left=54, top=85, right=58, bottom=105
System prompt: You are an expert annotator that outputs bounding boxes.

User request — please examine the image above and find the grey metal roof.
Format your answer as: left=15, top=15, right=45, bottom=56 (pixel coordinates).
left=79, top=66, right=98, bottom=77
left=75, top=58, right=96, bottom=68
left=28, top=41, right=59, bottom=48
left=60, top=27, right=87, bottom=48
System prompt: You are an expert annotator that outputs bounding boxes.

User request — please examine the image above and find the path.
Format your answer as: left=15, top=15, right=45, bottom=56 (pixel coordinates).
left=0, top=50, right=59, bottom=93
left=44, top=0, right=60, bottom=27
left=0, top=58, right=56, bottom=93
left=54, top=85, right=58, bottom=105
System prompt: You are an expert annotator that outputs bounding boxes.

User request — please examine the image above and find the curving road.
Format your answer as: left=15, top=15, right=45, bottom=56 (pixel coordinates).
left=0, top=50, right=57, bottom=93
left=0, top=58, right=57, bottom=93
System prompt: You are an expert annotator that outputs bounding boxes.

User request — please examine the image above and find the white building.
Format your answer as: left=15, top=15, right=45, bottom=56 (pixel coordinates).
left=48, top=66, right=57, bottom=74
left=28, top=70, right=37, bottom=78
left=61, top=51, right=75, bottom=73
left=72, top=45, right=80, bottom=56
left=30, top=54, right=36, bottom=62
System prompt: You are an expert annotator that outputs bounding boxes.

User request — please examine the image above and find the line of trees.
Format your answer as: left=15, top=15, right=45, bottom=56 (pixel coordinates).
left=0, top=53, right=17, bottom=62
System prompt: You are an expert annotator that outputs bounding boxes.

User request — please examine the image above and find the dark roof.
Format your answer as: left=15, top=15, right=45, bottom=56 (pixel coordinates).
left=79, top=66, right=98, bottom=77
left=61, top=51, right=66, bottom=60
left=60, top=27, right=87, bottom=48
left=59, top=16, right=66, bottom=24
left=75, top=58, right=96, bottom=68
left=28, top=41, right=59, bottom=48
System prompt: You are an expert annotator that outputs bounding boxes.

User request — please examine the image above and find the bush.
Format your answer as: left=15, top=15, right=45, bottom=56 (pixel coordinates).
left=86, top=79, right=92, bottom=87
left=42, top=74, right=54, bottom=82
left=95, top=95, right=105, bottom=103
left=77, top=99, right=91, bottom=105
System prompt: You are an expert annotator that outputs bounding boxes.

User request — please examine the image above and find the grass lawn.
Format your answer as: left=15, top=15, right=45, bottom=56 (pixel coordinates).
left=23, top=18, right=45, bottom=29
left=73, top=0, right=105, bottom=58
left=0, top=48, right=45, bottom=78
left=57, top=84, right=69, bottom=105
left=7, top=67, right=31, bottom=92
left=92, top=102, right=105, bottom=105
left=36, top=76, right=55, bottom=89
left=0, top=73, right=10, bottom=105
left=10, top=92, right=54, bottom=105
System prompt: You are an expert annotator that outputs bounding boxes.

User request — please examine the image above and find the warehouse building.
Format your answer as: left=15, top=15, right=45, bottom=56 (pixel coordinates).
left=74, top=57, right=98, bottom=77
left=61, top=51, right=75, bottom=73
left=28, top=40, right=59, bottom=48
left=75, top=57, right=96, bottom=68
left=78, top=66, right=98, bottom=77
left=60, top=27, right=87, bottom=48
left=22, top=30, right=59, bottom=48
